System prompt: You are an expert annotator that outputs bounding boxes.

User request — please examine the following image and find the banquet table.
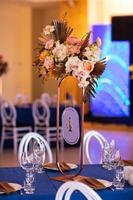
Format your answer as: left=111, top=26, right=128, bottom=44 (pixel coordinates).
left=0, top=164, right=133, bottom=200
left=15, top=104, right=80, bottom=128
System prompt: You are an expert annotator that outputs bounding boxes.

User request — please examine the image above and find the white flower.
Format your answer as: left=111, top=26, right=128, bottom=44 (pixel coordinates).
left=83, top=46, right=101, bottom=62
left=78, top=78, right=89, bottom=88
left=65, top=56, right=83, bottom=73
left=65, top=56, right=90, bottom=88
left=43, top=25, right=55, bottom=35
left=52, top=42, right=68, bottom=61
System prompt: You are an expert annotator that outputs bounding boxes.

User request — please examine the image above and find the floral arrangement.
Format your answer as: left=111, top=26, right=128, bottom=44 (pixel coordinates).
left=33, top=19, right=106, bottom=102
left=0, top=55, right=8, bottom=77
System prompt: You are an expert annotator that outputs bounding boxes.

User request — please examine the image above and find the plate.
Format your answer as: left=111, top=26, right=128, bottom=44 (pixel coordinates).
left=97, top=179, right=112, bottom=188
left=44, top=163, right=78, bottom=171
left=0, top=183, right=22, bottom=194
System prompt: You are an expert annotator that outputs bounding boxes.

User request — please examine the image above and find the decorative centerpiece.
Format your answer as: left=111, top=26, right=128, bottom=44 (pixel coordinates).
left=33, top=19, right=107, bottom=178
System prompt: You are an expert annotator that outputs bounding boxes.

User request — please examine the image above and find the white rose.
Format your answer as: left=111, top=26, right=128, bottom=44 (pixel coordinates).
left=52, top=42, right=68, bottom=61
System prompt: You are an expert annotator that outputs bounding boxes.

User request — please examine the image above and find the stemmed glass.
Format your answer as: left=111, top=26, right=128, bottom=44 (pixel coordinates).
left=33, top=140, right=45, bottom=173
left=21, top=152, right=36, bottom=194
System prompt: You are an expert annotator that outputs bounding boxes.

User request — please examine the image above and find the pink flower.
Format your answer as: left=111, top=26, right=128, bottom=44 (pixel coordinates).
left=67, top=44, right=81, bottom=55
left=43, top=56, right=54, bottom=69
left=45, top=39, right=54, bottom=50
left=66, top=36, right=83, bottom=46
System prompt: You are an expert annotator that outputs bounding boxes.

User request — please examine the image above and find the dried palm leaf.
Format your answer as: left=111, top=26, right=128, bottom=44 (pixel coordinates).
left=80, top=32, right=91, bottom=54
left=0, top=62, right=8, bottom=77
left=90, top=58, right=107, bottom=78
left=52, top=20, right=73, bottom=43
left=83, top=76, right=99, bottom=102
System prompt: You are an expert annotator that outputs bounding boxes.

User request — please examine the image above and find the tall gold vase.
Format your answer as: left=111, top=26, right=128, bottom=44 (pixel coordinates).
left=56, top=78, right=84, bottom=179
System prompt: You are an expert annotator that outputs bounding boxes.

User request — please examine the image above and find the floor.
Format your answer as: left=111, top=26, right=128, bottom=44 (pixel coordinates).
left=0, top=122, right=133, bottom=167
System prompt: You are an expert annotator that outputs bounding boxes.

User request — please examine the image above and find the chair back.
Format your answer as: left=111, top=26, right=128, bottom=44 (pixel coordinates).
left=55, top=181, right=102, bottom=200
left=18, top=132, right=53, bottom=166
left=84, top=130, right=108, bottom=164
left=32, top=99, right=50, bottom=127
left=41, top=93, right=51, bottom=106
left=1, top=101, right=16, bottom=127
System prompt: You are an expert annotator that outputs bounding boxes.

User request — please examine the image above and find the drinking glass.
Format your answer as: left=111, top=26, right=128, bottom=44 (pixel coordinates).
left=102, top=140, right=116, bottom=170
left=21, top=152, right=36, bottom=194
left=102, top=142, right=113, bottom=169
left=113, top=163, right=125, bottom=190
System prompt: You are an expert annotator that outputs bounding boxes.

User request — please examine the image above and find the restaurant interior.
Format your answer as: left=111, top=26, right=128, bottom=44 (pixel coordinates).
left=0, top=0, right=133, bottom=199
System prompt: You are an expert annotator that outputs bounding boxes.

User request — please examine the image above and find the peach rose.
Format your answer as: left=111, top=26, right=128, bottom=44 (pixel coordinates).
left=39, top=50, right=49, bottom=61
left=83, top=61, right=94, bottom=73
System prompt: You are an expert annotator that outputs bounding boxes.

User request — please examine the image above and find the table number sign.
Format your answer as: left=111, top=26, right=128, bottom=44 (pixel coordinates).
left=62, top=107, right=80, bottom=145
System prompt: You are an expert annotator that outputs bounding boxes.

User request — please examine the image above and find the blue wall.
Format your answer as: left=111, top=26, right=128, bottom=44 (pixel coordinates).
left=90, top=25, right=130, bottom=117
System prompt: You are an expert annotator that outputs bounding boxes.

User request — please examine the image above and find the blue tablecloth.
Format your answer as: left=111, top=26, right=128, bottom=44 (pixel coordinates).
left=0, top=165, right=133, bottom=200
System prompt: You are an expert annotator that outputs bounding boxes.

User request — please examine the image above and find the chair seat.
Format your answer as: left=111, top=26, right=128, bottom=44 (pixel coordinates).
left=35, top=124, right=47, bottom=128
left=3, top=125, right=32, bottom=128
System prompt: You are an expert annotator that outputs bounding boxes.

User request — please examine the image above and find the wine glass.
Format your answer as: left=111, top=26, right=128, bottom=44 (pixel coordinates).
left=33, top=140, right=45, bottom=173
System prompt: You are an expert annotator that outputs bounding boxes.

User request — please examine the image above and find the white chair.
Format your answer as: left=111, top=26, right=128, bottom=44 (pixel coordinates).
left=84, top=130, right=108, bottom=164
left=15, top=93, right=29, bottom=106
left=32, top=99, right=50, bottom=137
left=32, top=99, right=64, bottom=148
left=41, top=93, right=51, bottom=106
left=55, top=181, right=102, bottom=200
left=18, top=132, right=53, bottom=166
left=0, top=101, right=32, bottom=154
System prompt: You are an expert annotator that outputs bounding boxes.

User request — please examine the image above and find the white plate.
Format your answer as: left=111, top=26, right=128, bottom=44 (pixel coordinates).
left=0, top=183, right=22, bottom=194
left=97, top=179, right=112, bottom=188
left=44, top=163, right=78, bottom=171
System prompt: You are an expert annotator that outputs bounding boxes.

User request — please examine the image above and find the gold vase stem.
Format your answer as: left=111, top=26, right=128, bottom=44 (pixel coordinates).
left=80, top=87, right=84, bottom=168
left=56, top=86, right=60, bottom=164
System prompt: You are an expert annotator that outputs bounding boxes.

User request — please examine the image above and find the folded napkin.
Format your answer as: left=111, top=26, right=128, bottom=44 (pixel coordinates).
left=0, top=182, right=15, bottom=194
left=123, top=160, right=133, bottom=166
left=43, top=162, right=71, bottom=171
left=51, top=175, right=105, bottom=190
